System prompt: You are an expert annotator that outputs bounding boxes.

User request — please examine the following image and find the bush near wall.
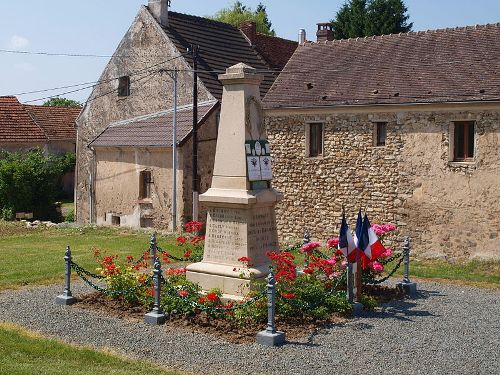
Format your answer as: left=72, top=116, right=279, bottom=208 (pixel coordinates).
left=0, top=150, right=75, bottom=221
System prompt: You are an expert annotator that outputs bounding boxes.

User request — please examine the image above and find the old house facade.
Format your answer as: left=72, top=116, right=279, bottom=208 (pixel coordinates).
left=263, top=24, right=500, bottom=260
left=76, top=0, right=296, bottom=229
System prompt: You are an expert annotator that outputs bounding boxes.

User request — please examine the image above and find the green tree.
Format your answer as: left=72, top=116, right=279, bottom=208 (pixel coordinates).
left=43, top=97, right=82, bottom=108
left=0, top=150, right=75, bottom=221
left=331, top=0, right=412, bottom=39
left=209, top=1, right=275, bottom=36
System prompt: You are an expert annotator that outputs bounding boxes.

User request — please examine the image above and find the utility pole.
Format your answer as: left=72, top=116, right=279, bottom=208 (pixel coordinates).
left=160, top=68, right=178, bottom=231
left=190, top=44, right=199, bottom=221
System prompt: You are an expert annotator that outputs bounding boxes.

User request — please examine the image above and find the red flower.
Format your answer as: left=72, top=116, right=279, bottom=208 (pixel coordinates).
left=126, top=256, right=134, bottom=263
left=184, top=221, right=204, bottom=233
left=190, top=236, right=205, bottom=246
left=183, top=249, right=192, bottom=258
left=206, top=293, right=218, bottom=302
left=327, top=237, right=340, bottom=249
left=303, top=268, right=314, bottom=274
left=198, top=297, right=206, bottom=304
left=238, top=256, right=251, bottom=263
left=177, top=236, right=187, bottom=246
left=178, top=290, right=189, bottom=297
left=281, top=292, right=296, bottom=300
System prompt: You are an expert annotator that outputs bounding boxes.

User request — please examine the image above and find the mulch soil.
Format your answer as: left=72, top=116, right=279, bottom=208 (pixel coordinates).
left=76, top=285, right=404, bottom=344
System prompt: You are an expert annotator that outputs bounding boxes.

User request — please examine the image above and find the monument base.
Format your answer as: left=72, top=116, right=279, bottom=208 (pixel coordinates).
left=396, top=281, right=417, bottom=297
left=186, top=262, right=270, bottom=298
left=256, top=330, right=286, bottom=347
left=144, top=312, right=166, bottom=325
left=55, top=295, right=76, bottom=305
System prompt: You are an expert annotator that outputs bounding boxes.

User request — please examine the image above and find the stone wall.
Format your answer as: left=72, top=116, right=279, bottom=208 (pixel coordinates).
left=266, top=104, right=500, bottom=260
left=76, top=6, right=214, bottom=224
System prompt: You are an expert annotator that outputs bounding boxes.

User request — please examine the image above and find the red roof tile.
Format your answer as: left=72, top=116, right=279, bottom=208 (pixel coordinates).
left=89, top=101, right=218, bottom=148
left=24, top=105, right=79, bottom=141
left=0, top=96, right=46, bottom=143
left=263, top=24, right=500, bottom=108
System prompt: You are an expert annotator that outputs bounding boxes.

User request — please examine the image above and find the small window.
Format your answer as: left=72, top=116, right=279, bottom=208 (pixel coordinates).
left=308, top=123, right=323, bottom=157
left=453, top=121, right=475, bottom=161
left=139, top=170, right=152, bottom=199
left=118, top=76, right=130, bottom=97
left=111, top=215, right=121, bottom=226
left=374, top=122, right=387, bottom=146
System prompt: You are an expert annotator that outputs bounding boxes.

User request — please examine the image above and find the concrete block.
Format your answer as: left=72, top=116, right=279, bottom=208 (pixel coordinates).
left=144, top=312, right=166, bottom=325
left=55, top=295, right=76, bottom=305
left=256, top=330, right=286, bottom=347
left=397, top=281, right=417, bottom=297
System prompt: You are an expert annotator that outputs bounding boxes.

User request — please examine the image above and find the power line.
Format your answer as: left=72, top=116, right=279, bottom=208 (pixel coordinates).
left=13, top=53, right=190, bottom=103
left=0, top=49, right=127, bottom=58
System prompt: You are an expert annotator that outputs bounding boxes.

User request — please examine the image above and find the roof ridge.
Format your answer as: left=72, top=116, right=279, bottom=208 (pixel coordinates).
left=312, top=22, right=500, bottom=45
left=168, top=10, right=238, bottom=31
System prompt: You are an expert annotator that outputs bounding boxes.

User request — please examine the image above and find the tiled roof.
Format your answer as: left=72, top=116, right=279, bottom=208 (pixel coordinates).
left=252, top=33, right=298, bottom=70
left=24, top=105, right=79, bottom=141
left=0, top=96, right=80, bottom=144
left=263, top=23, right=500, bottom=108
left=163, top=11, right=279, bottom=100
left=89, top=101, right=218, bottom=148
left=0, top=96, right=47, bottom=143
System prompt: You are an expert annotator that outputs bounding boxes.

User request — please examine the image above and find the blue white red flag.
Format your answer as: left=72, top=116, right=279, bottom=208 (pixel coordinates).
left=358, top=214, right=386, bottom=261
left=338, top=212, right=357, bottom=259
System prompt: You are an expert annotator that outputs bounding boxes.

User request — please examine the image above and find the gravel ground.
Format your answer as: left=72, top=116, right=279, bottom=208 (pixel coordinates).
left=0, top=281, right=498, bottom=375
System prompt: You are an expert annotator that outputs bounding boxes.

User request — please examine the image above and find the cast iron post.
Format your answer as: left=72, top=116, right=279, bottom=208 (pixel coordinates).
left=397, top=237, right=417, bottom=297
left=256, top=271, right=285, bottom=346
left=56, top=246, right=76, bottom=305
left=144, top=257, right=166, bottom=325
left=149, top=233, right=157, bottom=268
left=303, top=229, right=311, bottom=269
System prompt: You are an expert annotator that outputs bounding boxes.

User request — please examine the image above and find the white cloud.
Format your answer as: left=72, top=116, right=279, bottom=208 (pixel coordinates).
left=9, top=35, right=30, bottom=50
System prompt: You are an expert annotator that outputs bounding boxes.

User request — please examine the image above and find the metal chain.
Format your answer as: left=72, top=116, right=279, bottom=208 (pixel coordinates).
left=71, top=262, right=153, bottom=296
left=159, top=277, right=266, bottom=313
left=70, top=261, right=106, bottom=280
left=280, top=269, right=348, bottom=310
left=363, top=253, right=404, bottom=285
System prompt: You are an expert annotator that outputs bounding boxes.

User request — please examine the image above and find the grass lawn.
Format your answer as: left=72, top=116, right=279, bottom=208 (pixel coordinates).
left=0, top=221, right=181, bottom=291
left=0, top=323, right=181, bottom=375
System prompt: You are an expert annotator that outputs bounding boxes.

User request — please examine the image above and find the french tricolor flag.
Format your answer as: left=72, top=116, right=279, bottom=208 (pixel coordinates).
left=358, top=214, right=386, bottom=261
left=338, top=212, right=357, bottom=260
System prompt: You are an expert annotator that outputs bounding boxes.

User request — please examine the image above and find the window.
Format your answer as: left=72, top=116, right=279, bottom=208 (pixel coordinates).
left=139, top=170, right=152, bottom=199
left=453, top=121, right=475, bottom=161
left=374, top=122, right=387, bottom=146
left=111, top=215, right=121, bottom=226
left=308, top=123, right=323, bottom=157
left=118, top=76, right=130, bottom=97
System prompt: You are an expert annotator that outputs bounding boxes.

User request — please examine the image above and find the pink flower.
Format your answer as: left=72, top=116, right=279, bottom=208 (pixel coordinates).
left=381, top=248, right=393, bottom=258
left=369, top=261, right=384, bottom=273
left=372, top=224, right=385, bottom=236
left=178, top=290, right=189, bottom=297
left=327, top=237, right=339, bottom=248
left=326, top=256, right=336, bottom=266
left=300, top=242, right=321, bottom=255
left=383, top=223, right=397, bottom=233
left=341, top=260, right=348, bottom=269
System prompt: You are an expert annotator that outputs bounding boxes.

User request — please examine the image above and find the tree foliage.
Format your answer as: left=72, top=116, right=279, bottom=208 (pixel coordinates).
left=43, top=97, right=82, bottom=108
left=209, top=1, right=275, bottom=36
left=0, top=150, right=75, bottom=221
left=332, top=0, right=412, bottom=39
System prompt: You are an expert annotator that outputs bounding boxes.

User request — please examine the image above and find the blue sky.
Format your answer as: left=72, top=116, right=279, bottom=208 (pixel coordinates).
left=1, top=0, right=499, bottom=104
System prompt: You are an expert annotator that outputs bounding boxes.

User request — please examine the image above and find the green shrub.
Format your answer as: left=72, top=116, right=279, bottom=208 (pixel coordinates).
left=64, top=208, right=75, bottom=222
left=0, top=150, right=75, bottom=222
left=1, top=207, right=14, bottom=221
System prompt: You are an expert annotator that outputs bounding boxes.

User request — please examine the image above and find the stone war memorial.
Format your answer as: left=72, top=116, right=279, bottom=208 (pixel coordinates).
left=186, top=63, right=283, bottom=298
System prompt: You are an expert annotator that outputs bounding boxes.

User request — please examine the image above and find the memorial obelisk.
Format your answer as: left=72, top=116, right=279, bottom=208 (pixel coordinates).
left=186, top=63, right=282, bottom=298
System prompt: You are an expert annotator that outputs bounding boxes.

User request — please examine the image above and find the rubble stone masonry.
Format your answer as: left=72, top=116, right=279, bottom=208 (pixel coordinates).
left=266, top=103, right=500, bottom=260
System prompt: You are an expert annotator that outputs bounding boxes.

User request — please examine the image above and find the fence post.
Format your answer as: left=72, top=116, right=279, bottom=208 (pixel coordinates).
left=396, top=237, right=417, bottom=297
left=303, top=229, right=310, bottom=269
left=149, top=233, right=158, bottom=268
left=144, top=257, right=166, bottom=325
left=256, top=271, right=285, bottom=346
left=56, top=245, right=76, bottom=305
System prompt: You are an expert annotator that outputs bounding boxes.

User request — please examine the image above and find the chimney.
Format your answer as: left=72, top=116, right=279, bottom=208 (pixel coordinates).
left=240, top=21, right=257, bottom=44
left=148, top=0, right=169, bottom=27
left=298, top=29, right=306, bottom=44
left=316, top=23, right=334, bottom=42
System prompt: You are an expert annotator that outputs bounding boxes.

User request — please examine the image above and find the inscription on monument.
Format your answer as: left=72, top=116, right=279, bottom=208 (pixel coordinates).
left=204, top=207, right=247, bottom=264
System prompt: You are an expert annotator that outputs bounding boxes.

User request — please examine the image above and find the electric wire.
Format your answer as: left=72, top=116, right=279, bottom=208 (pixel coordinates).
left=0, top=49, right=127, bottom=58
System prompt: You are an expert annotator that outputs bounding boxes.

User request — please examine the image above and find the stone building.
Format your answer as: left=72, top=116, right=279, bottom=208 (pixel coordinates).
left=263, top=23, right=500, bottom=260
left=76, top=0, right=297, bottom=229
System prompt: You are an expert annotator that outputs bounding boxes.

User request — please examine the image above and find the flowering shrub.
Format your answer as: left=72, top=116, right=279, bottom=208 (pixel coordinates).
left=170, top=221, right=205, bottom=262
left=93, top=247, right=150, bottom=303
